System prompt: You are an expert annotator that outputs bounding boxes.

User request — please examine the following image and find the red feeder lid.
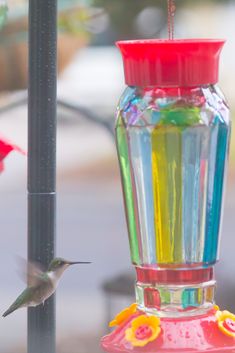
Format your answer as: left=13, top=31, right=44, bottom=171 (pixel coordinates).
left=116, top=39, right=225, bottom=87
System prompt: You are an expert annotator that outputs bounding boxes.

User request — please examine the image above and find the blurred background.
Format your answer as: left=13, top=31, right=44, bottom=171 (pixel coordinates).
left=0, top=0, right=234, bottom=352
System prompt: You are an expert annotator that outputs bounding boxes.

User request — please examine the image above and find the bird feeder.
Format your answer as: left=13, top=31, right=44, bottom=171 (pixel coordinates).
left=101, top=38, right=234, bottom=353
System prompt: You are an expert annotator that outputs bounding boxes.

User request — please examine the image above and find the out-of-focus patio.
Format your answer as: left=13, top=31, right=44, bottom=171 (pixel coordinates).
left=0, top=1, right=235, bottom=352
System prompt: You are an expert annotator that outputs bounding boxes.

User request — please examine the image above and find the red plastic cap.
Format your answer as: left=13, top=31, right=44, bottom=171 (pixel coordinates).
left=116, top=39, right=225, bottom=87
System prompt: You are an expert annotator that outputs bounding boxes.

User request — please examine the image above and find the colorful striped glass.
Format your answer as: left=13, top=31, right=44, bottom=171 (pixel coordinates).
left=116, top=86, right=230, bottom=268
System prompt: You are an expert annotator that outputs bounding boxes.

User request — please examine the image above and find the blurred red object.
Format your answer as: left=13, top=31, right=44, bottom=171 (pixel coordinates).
left=0, top=135, right=25, bottom=173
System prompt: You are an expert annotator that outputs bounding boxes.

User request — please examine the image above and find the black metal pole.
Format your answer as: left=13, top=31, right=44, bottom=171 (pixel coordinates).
left=28, top=1, right=57, bottom=353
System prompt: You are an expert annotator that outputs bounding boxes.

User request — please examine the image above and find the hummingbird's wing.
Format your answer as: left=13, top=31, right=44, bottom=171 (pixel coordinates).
left=27, top=262, right=48, bottom=286
left=16, top=257, right=47, bottom=286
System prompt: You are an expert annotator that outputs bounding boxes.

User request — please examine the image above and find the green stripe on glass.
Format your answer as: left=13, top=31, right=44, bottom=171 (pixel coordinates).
left=116, top=115, right=140, bottom=264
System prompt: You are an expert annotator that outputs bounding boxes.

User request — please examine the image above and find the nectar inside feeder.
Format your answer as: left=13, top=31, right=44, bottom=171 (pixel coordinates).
left=101, top=39, right=234, bottom=353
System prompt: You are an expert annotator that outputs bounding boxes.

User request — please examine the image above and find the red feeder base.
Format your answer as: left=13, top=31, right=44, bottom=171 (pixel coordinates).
left=101, top=309, right=235, bottom=353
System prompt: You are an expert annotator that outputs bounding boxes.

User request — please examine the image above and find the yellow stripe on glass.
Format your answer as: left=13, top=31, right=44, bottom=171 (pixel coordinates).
left=152, top=126, right=183, bottom=264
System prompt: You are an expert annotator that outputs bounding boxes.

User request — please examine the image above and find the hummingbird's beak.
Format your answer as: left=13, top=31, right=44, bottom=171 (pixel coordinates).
left=67, top=261, right=91, bottom=265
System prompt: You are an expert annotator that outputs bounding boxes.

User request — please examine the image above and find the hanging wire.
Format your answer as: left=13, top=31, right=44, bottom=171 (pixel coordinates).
left=167, top=0, right=172, bottom=40
left=167, top=0, right=176, bottom=40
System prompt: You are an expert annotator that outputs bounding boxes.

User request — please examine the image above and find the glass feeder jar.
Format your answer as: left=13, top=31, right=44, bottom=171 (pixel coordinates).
left=115, top=40, right=230, bottom=318
left=101, top=40, right=235, bottom=353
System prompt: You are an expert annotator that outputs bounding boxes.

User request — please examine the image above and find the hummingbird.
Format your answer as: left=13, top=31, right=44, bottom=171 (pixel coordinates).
left=2, top=257, right=91, bottom=317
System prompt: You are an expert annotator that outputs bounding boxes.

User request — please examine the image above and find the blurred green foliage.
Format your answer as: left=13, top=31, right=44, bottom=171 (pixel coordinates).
left=0, top=3, right=7, bottom=30
left=94, top=0, right=166, bottom=39
left=93, top=0, right=229, bottom=40
left=58, top=7, right=90, bottom=35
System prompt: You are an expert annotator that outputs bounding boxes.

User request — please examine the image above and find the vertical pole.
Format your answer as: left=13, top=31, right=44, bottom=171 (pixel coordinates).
left=28, top=1, right=57, bottom=353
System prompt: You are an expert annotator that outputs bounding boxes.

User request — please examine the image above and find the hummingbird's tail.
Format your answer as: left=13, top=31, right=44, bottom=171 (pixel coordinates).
left=2, top=303, right=19, bottom=317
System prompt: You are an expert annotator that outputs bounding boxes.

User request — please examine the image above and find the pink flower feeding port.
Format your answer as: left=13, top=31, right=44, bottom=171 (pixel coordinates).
left=102, top=306, right=235, bottom=353
left=101, top=39, right=234, bottom=353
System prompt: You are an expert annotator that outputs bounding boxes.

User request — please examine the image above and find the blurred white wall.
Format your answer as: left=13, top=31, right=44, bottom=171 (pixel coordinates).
left=177, top=2, right=235, bottom=106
